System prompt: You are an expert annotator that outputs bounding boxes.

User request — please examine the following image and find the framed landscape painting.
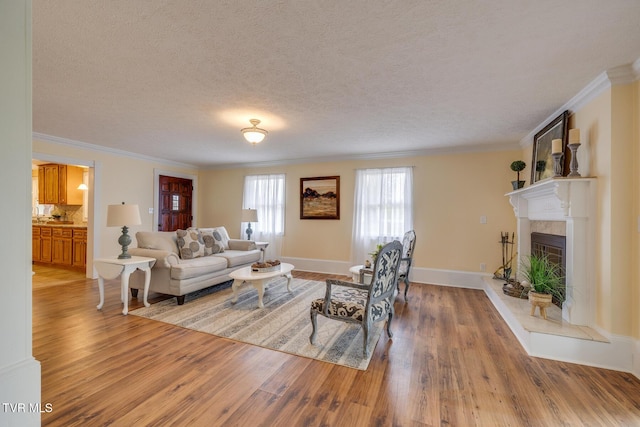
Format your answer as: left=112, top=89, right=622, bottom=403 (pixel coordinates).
left=531, top=110, right=569, bottom=184
left=300, top=176, right=340, bottom=219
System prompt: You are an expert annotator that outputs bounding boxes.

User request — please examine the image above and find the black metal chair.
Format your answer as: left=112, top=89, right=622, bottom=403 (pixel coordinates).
left=309, top=241, right=402, bottom=357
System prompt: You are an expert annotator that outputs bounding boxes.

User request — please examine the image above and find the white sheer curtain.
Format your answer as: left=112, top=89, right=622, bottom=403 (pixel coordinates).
left=351, top=167, right=413, bottom=266
left=242, top=174, right=286, bottom=260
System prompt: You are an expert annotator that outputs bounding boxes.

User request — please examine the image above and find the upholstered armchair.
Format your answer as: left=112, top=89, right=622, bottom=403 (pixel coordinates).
left=309, top=241, right=402, bottom=357
left=398, top=230, right=417, bottom=300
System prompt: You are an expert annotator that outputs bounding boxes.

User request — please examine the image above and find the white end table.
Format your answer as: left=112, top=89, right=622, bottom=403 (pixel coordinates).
left=229, top=262, right=294, bottom=308
left=254, top=241, right=269, bottom=262
left=349, top=265, right=372, bottom=285
left=94, top=256, right=156, bottom=315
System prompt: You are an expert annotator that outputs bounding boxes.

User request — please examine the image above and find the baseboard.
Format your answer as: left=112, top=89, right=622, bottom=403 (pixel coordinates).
left=284, top=258, right=488, bottom=289
left=0, top=358, right=42, bottom=426
left=634, top=339, right=640, bottom=379
left=287, top=258, right=639, bottom=379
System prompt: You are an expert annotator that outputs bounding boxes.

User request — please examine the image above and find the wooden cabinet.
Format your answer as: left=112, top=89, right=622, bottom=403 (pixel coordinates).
left=52, top=227, right=73, bottom=266
left=32, top=226, right=41, bottom=262
left=40, top=226, right=52, bottom=263
left=33, top=225, right=85, bottom=268
left=38, top=164, right=84, bottom=205
left=72, top=228, right=87, bottom=268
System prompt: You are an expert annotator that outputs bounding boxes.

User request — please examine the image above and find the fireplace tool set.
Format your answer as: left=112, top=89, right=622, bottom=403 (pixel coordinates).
left=494, top=232, right=529, bottom=299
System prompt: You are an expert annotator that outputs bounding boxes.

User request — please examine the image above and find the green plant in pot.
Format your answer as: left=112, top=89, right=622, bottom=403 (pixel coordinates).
left=520, top=253, right=563, bottom=320
left=510, top=160, right=526, bottom=190
left=369, top=243, right=384, bottom=266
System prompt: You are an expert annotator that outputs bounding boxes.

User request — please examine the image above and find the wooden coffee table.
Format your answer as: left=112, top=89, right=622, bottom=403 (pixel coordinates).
left=229, top=262, right=294, bottom=308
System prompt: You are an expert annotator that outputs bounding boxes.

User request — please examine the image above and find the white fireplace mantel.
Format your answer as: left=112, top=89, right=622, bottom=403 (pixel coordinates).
left=506, top=177, right=596, bottom=326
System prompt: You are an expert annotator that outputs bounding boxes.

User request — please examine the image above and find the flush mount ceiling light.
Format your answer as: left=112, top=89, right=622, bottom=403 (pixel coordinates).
left=241, top=119, right=268, bottom=145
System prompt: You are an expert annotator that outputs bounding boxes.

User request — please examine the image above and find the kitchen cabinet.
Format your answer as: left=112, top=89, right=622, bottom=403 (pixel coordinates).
left=33, top=225, right=85, bottom=269
left=52, top=227, right=73, bottom=266
left=38, top=164, right=84, bottom=205
left=32, top=226, right=41, bottom=262
left=72, top=228, right=87, bottom=268
left=40, top=226, right=52, bottom=263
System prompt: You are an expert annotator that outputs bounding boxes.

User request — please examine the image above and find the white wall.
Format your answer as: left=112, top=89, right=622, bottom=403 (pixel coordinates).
left=0, top=1, right=41, bottom=426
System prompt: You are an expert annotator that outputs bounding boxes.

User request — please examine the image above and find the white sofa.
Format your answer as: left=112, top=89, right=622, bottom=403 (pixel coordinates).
left=128, top=227, right=261, bottom=305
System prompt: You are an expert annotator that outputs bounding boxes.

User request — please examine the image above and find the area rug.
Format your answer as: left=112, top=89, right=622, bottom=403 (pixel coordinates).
left=129, top=278, right=383, bottom=370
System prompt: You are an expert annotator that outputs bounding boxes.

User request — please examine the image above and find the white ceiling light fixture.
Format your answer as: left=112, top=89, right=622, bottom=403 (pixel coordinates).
left=241, top=119, right=268, bottom=145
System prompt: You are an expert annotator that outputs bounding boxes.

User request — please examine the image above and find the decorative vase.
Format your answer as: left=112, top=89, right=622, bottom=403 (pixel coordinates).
left=528, top=291, right=553, bottom=320
left=511, top=180, right=525, bottom=190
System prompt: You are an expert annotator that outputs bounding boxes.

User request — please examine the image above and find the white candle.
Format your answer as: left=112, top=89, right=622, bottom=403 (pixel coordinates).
left=569, top=128, right=580, bottom=144
left=552, top=139, right=563, bottom=154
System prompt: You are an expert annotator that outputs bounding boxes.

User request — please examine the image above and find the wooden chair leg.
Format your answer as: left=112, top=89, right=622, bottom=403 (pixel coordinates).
left=362, top=323, right=370, bottom=357
left=309, top=310, right=318, bottom=344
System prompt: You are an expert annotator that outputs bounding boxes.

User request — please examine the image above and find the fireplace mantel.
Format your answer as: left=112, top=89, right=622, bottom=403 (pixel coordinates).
left=506, top=177, right=596, bottom=326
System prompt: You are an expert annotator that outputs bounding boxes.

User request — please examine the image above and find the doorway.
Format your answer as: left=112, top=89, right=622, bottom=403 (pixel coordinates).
left=32, top=152, right=97, bottom=279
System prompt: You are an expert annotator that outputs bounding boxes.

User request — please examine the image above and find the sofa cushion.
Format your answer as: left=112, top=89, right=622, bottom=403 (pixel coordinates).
left=200, top=229, right=224, bottom=255
left=135, top=231, right=179, bottom=254
left=170, top=256, right=228, bottom=280
left=176, top=229, right=205, bottom=259
left=214, top=249, right=261, bottom=268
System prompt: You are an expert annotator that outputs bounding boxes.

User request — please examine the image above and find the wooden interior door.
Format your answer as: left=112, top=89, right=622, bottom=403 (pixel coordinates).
left=158, top=175, right=193, bottom=231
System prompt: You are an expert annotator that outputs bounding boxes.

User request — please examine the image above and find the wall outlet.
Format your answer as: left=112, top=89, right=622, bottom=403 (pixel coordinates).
left=480, top=263, right=486, bottom=272
left=480, top=215, right=487, bottom=224
left=148, top=207, right=154, bottom=214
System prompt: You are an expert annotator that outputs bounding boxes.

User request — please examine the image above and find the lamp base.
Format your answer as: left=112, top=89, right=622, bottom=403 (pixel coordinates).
left=245, top=223, right=253, bottom=241
left=118, top=226, right=132, bottom=259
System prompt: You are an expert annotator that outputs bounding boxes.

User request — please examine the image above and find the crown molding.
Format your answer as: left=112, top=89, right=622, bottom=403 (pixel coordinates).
left=204, top=141, right=520, bottom=170
left=519, top=58, right=640, bottom=148
left=32, top=132, right=198, bottom=169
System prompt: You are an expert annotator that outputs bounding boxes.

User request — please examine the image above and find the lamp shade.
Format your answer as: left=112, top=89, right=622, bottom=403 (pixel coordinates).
left=107, top=203, right=142, bottom=227
left=241, top=208, right=258, bottom=223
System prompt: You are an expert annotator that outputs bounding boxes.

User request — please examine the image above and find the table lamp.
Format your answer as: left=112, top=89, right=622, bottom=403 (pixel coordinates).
left=241, top=208, right=258, bottom=240
left=107, top=202, right=142, bottom=259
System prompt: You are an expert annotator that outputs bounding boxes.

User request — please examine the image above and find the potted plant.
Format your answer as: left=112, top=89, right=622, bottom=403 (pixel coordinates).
left=520, top=254, right=563, bottom=320
left=510, top=160, right=526, bottom=190
left=369, top=243, right=384, bottom=266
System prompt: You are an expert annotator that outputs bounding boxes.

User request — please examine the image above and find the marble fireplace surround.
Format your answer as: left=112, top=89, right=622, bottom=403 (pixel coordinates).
left=507, top=177, right=596, bottom=326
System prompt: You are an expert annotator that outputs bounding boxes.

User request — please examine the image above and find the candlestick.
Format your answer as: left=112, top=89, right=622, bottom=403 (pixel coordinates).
left=551, top=138, right=563, bottom=154
left=569, top=128, right=580, bottom=144
left=552, top=152, right=563, bottom=177
left=568, top=142, right=581, bottom=177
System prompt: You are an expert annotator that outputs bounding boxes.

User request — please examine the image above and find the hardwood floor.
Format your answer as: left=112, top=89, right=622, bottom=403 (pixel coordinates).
left=32, top=265, right=640, bottom=426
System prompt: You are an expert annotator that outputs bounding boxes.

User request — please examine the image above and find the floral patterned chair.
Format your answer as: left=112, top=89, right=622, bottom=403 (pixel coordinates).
left=397, top=230, right=417, bottom=300
left=309, top=240, right=402, bottom=357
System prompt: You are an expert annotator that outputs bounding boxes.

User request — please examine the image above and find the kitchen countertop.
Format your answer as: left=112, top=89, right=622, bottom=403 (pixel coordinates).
left=32, top=223, right=87, bottom=228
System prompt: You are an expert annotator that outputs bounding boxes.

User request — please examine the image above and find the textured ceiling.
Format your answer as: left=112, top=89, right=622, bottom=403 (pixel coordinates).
left=33, top=1, right=640, bottom=168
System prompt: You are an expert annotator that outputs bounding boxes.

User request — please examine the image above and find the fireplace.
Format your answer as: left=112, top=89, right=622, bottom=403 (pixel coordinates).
left=530, top=232, right=566, bottom=307
left=507, top=178, right=596, bottom=326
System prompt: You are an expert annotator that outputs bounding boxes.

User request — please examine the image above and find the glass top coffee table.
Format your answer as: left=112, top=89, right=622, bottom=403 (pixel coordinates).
left=229, top=262, right=295, bottom=308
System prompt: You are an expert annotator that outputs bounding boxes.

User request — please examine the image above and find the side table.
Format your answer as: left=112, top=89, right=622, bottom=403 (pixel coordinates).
left=94, top=256, right=156, bottom=315
left=254, top=241, right=269, bottom=262
left=349, top=265, right=372, bottom=285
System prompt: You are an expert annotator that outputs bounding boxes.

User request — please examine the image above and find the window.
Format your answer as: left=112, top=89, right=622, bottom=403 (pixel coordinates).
left=242, top=174, right=286, bottom=258
left=351, top=167, right=413, bottom=265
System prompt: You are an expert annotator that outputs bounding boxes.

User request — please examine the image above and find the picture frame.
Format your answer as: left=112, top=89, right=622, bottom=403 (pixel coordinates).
left=300, top=176, right=340, bottom=220
left=531, top=110, right=569, bottom=184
